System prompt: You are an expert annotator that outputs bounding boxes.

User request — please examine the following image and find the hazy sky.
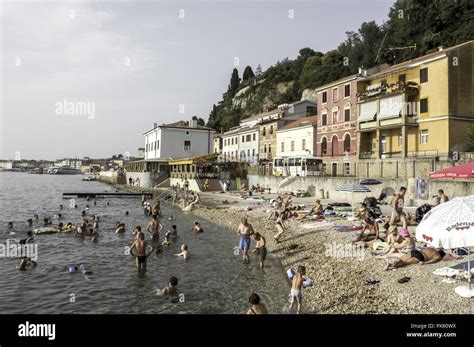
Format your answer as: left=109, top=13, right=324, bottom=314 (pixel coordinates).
left=0, top=0, right=392, bottom=160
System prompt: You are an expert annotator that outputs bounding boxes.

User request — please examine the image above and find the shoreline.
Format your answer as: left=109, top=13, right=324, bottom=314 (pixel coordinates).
left=104, top=183, right=472, bottom=314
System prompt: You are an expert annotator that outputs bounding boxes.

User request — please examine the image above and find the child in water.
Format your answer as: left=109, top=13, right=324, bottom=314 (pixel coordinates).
left=162, top=231, right=172, bottom=247
left=158, top=277, right=179, bottom=303
left=175, top=244, right=188, bottom=260
left=289, top=265, right=306, bottom=314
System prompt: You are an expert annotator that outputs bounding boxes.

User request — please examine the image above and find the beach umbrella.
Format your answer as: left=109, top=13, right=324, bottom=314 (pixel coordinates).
left=335, top=183, right=371, bottom=216
left=359, top=178, right=382, bottom=185
left=415, top=195, right=474, bottom=298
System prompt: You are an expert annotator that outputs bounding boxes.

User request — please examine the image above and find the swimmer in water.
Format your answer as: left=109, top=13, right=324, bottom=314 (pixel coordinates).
left=169, top=225, right=178, bottom=238
left=74, top=204, right=78, bottom=209
left=125, top=211, right=129, bottom=216
left=162, top=231, right=172, bottom=247
left=27, top=219, right=33, bottom=227
left=16, top=257, right=37, bottom=271
left=81, top=211, right=86, bottom=217
left=132, top=225, right=142, bottom=239
left=57, top=222, right=64, bottom=232
left=77, top=222, right=87, bottom=235
left=175, top=244, right=189, bottom=260
left=59, top=204, right=63, bottom=210
left=57, top=213, right=63, bottom=220
left=8, top=222, right=13, bottom=229
left=130, top=232, right=154, bottom=270
left=115, top=222, right=125, bottom=234
left=193, top=221, right=204, bottom=235
left=147, top=215, right=163, bottom=242
left=19, top=231, right=34, bottom=245
left=43, top=218, right=52, bottom=226
left=33, top=213, right=39, bottom=220
left=91, top=229, right=98, bottom=242
left=168, top=215, right=174, bottom=221
left=64, top=223, right=74, bottom=232
left=160, top=276, right=179, bottom=302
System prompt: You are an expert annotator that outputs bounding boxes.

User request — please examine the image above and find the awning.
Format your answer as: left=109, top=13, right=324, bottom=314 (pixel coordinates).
left=359, top=100, right=377, bottom=122
left=429, top=161, right=474, bottom=179
left=379, top=94, right=403, bottom=120
left=168, top=153, right=219, bottom=166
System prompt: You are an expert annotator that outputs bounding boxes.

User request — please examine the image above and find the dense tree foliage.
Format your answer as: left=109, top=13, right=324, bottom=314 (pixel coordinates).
left=207, top=0, right=474, bottom=131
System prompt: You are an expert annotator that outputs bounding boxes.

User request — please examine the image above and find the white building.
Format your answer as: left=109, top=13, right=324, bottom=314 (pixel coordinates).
left=59, top=159, right=82, bottom=170
left=276, top=115, right=318, bottom=157
left=0, top=160, right=13, bottom=170
left=221, top=127, right=240, bottom=161
left=144, top=118, right=215, bottom=161
left=238, top=125, right=259, bottom=164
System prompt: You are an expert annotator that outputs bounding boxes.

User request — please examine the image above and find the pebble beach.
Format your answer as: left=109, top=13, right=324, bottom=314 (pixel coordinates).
left=187, top=191, right=473, bottom=314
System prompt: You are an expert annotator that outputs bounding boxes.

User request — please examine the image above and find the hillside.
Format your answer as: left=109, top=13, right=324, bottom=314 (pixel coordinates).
left=206, top=0, right=474, bottom=132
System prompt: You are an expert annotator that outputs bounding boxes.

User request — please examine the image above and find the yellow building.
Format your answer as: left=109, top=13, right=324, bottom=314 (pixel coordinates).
left=357, top=41, right=474, bottom=160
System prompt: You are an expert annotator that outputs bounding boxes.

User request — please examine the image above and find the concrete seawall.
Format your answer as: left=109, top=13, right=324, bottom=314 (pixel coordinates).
left=97, top=171, right=126, bottom=185
left=248, top=174, right=473, bottom=206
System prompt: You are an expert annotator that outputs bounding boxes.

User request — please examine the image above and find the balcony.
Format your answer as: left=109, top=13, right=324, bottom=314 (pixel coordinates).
left=407, top=150, right=439, bottom=158
left=357, top=81, right=419, bottom=102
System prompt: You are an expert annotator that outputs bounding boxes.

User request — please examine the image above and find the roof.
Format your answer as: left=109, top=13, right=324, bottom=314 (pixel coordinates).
left=314, top=74, right=359, bottom=92
left=429, top=161, right=474, bottom=179
left=278, top=115, right=318, bottom=131
left=168, top=153, right=219, bottom=165
left=143, top=121, right=215, bottom=134
left=370, top=41, right=473, bottom=79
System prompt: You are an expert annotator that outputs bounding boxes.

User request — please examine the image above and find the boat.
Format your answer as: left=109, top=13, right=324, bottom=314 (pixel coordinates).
left=52, top=166, right=81, bottom=175
left=29, top=167, right=44, bottom=174
left=82, top=173, right=98, bottom=181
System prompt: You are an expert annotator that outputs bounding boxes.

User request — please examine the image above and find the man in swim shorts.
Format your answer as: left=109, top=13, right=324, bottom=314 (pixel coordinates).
left=252, top=232, right=267, bottom=270
left=130, top=232, right=154, bottom=270
left=147, top=215, right=163, bottom=242
left=237, top=217, right=254, bottom=264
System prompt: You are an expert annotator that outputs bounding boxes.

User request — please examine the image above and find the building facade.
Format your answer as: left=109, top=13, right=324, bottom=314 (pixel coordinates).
left=144, top=118, right=215, bottom=161
left=238, top=125, right=259, bottom=163
left=276, top=115, right=318, bottom=157
left=357, top=41, right=474, bottom=163
left=221, top=127, right=240, bottom=161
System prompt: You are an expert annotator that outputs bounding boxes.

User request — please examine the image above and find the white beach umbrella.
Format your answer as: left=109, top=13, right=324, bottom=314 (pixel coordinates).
left=335, top=183, right=371, bottom=217
left=415, top=195, right=474, bottom=297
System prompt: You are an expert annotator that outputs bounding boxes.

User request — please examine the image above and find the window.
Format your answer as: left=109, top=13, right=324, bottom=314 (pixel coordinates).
left=344, top=162, right=350, bottom=176
left=252, top=133, right=256, bottom=141
left=420, top=68, right=428, bottom=83
left=186, top=131, right=189, bottom=135
left=322, top=113, right=327, bottom=126
left=262, top=127, right=266, bottom=136
left=231, top=138, right=234, bottom=145
left=332, top=111, right=338, bottom=124
left=399, top=74, right=406, bottom=84
left=268, top=145, right=271, bottom=153
left=302, top=139, right=306, bottom=150
left=420, top=98, right=428, bottom=113
left=380, top=135, right=387, bottom=154
left=333, top=87, right=338, bottom=102
left=398, top=132, right=403, bottom=146
left=420, top=129, right=429, bottom=144
left=156, top=141, right=160, bottom=150
left=322, top=162, right=327, bottom=173
left=281, top=142, right=285, bottom=152
left=247, top=149, right=250, bottom=157
left=321, top=138, right=327, bottom=157
left=270, top=125, right=273, bottom=134
left=291, top=141, right=295, bottom=152
left=184, top=140, right=191, bottom=150
left=252, top=149, right=255, bottom=157
left=322, top=91, right=327, bottom=104
left=344, top=108, right=350, bottom=122
left=242, top=136, right=245, bottom=143
left=344, top=84, right=350, bottom=98
left=343, top=134, right=351, bottom=153
left=263, top=144, right=267, bottom=153
left=246, top=134, right=251, bottom=142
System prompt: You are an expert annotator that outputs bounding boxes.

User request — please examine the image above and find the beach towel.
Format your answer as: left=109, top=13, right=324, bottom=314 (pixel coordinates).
left=300, top=221, right=334, bottom=230
left=341, top=231, right=360, bottom=238
left=334, top=225, right=364, bottom=232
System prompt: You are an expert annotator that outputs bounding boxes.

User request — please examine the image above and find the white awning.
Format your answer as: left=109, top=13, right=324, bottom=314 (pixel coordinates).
left=379, top=94, right=404, bottom=120
left=359, top=100, right=377, bottom=122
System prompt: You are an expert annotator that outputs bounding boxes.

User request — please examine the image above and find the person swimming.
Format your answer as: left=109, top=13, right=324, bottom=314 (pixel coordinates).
left=16, top=256, right=37, bottom=271
left=19, top=231, right=34, bottom=245
left=8, top=222, right=13, bottom=229
left=193, top=221, right=204, bottom=234
left=175, top=244, right=189, bottom=260
left=159, top=276, right=179, bottom=303
left=169, top=225, right=178, bottom=238
left=27, top=219, right=33, bottom=227
left=115, top=222, right=125, bottom=234
left=43, top=218, right=52, bottom=226
left=162, top=231, right=172, bottom=247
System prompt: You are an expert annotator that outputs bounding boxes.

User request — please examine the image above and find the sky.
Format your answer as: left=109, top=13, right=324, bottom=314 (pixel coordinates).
left=0, top=0, right=393, bottom=160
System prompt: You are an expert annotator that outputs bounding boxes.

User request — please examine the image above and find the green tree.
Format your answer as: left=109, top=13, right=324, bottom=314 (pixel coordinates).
left=255, top=64, right=263, bottom=78
left=228, top=68, right=241, bottom=98
left=242, top=66, right=255, bottom=81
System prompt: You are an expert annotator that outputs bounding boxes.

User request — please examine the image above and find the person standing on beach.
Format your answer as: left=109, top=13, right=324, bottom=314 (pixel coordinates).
left=130, top=232, right=154, bottom=270
left=289, top=265, right=306, bottom=314
left=389, top=187, right=407, bottom=229
left=252, top=232, right=267, bottom=270
left=237, top=218, right=254, bottom=264
left=273, top=211, right=286, bottom=243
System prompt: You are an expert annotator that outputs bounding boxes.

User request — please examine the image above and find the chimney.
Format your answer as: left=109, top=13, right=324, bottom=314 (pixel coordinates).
left=190, top=116, right=198, bottom=128
left=153, top=122, right=158, bottom=129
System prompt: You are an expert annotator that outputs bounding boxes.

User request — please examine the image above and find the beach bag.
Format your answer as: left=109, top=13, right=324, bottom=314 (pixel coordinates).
left=415, top=204, right=431, bottom=222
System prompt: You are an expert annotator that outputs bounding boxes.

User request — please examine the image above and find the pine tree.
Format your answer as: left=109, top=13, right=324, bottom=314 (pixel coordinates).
left=228, top=68, right=241, bottom=98
left=255, top=64, right=263, bottom=77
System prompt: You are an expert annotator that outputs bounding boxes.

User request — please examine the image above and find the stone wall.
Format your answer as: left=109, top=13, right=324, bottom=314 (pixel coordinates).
left=98, top=171, right=126, bottom=185
left=248, top=174, right=473, bottom=207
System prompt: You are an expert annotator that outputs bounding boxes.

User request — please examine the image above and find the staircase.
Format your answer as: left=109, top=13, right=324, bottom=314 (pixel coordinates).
left=155, top=178, right=170, bottom=188
left=203, top=179, right=222, bottom=192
